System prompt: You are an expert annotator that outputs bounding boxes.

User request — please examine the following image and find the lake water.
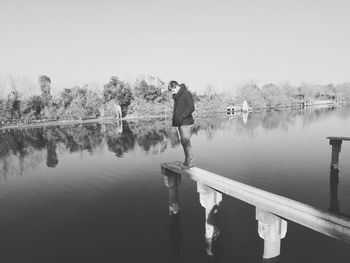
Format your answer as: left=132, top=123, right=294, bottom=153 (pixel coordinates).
left=0, top=106, right=350, bottom=263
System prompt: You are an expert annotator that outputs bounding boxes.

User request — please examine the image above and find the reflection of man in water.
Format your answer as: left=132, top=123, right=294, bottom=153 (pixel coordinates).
left=206, top=204, right=221, bottom=256
left=168, top=81, right=195, bottom=168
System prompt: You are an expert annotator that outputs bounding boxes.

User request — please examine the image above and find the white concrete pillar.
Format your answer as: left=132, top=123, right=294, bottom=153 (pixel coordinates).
left=256, top=208, right=287, bottom=259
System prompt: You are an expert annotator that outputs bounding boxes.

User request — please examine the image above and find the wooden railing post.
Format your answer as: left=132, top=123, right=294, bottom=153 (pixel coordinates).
left=256, top=208, right=287, bottom=260
left=329, top=139, right=342, bottom=170
left=197, top=183, right=222, bottom=255
left=164, top=173, right=181, bottom=215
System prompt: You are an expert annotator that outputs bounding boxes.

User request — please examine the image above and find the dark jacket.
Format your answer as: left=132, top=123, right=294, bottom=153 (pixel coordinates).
left=172, top=85, right=195, bottom=127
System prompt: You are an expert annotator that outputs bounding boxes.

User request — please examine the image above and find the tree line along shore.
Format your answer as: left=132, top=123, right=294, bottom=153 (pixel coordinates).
left=0, top=74, right=349, bottom=128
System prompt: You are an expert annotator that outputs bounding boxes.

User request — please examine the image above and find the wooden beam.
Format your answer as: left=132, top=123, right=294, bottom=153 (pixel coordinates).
left=327, top=137, right=350, bottom=141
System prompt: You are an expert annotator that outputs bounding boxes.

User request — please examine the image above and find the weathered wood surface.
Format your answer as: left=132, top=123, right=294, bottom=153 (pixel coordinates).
left=161, top=161, right=350, bottom=244
left=327, top=136, right=350, bottom=141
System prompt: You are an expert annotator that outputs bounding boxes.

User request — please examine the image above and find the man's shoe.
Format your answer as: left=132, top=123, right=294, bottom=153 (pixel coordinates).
left=181, top=162, right=194, bottom=169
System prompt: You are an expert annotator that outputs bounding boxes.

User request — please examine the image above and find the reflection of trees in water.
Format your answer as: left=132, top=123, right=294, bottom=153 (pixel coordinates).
left=0, top=120, right=182, bottom=177
left=234, top=106, right=348, bottom=135
left=301, top=107, right=336, bottom=127
left=62, top=124, right=104, bottom=153
left=0, top=117, right=226, bottom=176
left=234, top=113, right=261, bottom=136
left=300, top=105, right=350, bottom=126
left=0, top=146, right=46, bottom=179
left=1, top=106, right=348, bottom=178
left=338, top=105, right=350, bottom=120
left=128, top=119, right=176, bottom=154
left=0, top=124, right=106, bottom=178
left=191, top=117, right=225, bottom=140
left=106, top=121, right=135, bottom=157
left=261, top=110, right=299, bottom=131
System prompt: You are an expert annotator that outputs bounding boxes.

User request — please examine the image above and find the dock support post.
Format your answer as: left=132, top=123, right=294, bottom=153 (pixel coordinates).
left=328, top=138, right=343, bottom=214
left=329, top=139, right=342, bottom=170
left=256, top=208, right=287, bottom=260
left=197, top=183, right=222, bottom=255
left=329, top=166, right=340, bottom=213
left=164, top=173, right=181, bottom=215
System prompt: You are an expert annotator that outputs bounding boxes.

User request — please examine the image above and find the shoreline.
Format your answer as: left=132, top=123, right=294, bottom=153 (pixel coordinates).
left=0, top=114, right=169, bottom=131
left=1, top=102, right=347, bottom=131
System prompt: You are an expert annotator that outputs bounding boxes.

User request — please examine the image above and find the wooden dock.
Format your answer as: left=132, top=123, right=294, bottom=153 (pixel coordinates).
left=161, top=161, right=350, bottom=260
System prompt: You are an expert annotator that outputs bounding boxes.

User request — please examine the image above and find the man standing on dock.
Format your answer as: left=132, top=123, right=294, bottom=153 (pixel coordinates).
left=168, top=81, right=195, bottom=169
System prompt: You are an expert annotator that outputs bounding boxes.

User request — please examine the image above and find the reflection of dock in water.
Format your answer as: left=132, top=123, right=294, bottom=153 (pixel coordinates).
left=162, top=159, right=350, bottom=262
left=164, top=169, right=222, bottom=259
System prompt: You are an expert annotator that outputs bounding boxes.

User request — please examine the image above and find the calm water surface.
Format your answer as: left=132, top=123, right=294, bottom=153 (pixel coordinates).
left=0, top=106, right=350, bottom=263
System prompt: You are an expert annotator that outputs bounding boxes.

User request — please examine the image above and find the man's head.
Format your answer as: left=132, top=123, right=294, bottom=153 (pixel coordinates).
left=168, top=80, right=180, bottom=94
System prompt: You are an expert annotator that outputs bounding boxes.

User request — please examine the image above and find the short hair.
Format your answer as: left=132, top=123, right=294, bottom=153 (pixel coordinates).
left=168, top=80, right=179, bottom=92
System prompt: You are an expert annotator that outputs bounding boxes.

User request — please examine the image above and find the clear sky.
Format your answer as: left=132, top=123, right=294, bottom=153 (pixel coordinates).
left=0, top=0, right=349, bottom=93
